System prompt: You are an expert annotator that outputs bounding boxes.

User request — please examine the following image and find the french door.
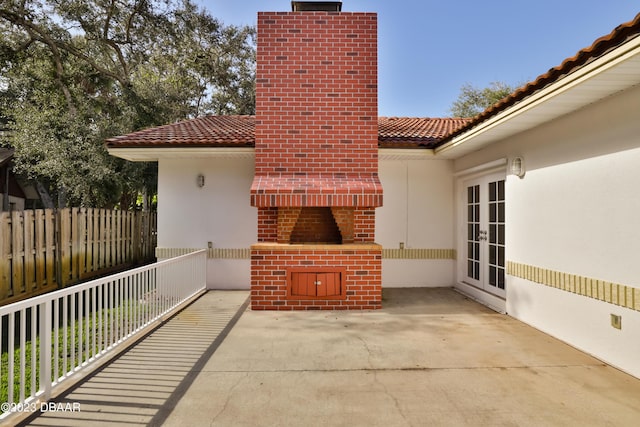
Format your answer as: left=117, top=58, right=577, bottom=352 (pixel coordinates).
left=464, top=173, right=506, bottom=298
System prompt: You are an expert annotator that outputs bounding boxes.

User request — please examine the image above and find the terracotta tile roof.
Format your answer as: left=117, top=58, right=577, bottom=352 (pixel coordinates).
left=440, top=12, right=640, bottom=145
left=106, top=116, right=468, bottom=149
left=105, top=115, right=256, bottom=148
left=107, top=14, right=640, bottom=152
left=378, top=117, right=470, bottom=148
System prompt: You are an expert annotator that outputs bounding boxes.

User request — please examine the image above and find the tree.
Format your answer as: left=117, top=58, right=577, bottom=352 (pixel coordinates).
left=0, top=0, right=255, bottom=208
left=449, top=81, right=517, bottom=118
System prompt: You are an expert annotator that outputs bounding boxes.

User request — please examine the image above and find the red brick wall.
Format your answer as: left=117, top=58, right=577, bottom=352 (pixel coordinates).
left=255, top=12, right=378, bottom=175
left=257, top=208, right=278, bottom=242
left=251, top=246, right=382, bottom=310
left=354, top=208, right=376, bottom=242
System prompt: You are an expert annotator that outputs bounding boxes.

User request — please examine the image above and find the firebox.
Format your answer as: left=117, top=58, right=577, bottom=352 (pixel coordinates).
left=249, top=1, right=383, bottom=310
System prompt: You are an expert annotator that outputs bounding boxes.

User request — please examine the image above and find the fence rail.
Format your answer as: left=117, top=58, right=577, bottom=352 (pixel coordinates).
left=0, top=209, right=157, bottom=306
left=0, top=249, right=207, bottom=422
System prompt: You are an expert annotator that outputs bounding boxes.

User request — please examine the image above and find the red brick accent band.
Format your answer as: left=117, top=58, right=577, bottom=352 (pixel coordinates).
left=251, top=192, right=383, bottom=208
left=250, top=173, right=383, bottom=207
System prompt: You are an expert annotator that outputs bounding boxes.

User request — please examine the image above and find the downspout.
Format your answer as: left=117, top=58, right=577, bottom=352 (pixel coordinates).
left=404, top=160, right=409, bottom=248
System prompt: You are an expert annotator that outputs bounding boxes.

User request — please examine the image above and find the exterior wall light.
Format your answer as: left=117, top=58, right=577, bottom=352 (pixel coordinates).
left=197, top=174, right=205, bottom=187
left=510, top=157, right=525, bottom=178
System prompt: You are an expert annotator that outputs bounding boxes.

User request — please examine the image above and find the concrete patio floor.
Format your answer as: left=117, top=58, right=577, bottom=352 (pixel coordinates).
left=22, top=288, right=640, bottom=426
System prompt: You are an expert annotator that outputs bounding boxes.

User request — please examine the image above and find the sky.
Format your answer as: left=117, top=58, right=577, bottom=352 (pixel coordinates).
left=195, top=1, right=639, bottom=118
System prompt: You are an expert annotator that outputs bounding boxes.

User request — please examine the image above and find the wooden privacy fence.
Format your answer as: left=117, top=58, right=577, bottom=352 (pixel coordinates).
left=0, top=208, right=157, bottom=305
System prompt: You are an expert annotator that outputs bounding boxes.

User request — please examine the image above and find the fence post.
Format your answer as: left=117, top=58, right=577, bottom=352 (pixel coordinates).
left=35, top=210, right=45, bottom=291
left=23, top=210, right=36, bottom=293
left=0, top=212, right=10, bottom=299
left=78, top=208, right=87, bottom=280
left=132, top=212, right=142, bottom=264
left=39, top=300, right=52, bottom=400
left=55, top=209, right=61, bottom=288
left=71, top=208, right=79, bottom=283
left=57, top=208, right=72, bottom=288
left=44, top=209, right=56, bottom=289
left=12, top=210, right=24, bottom=294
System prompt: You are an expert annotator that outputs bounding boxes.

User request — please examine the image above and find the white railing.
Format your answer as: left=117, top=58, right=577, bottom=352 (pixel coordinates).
left=0, top=249, right=207, bottom=419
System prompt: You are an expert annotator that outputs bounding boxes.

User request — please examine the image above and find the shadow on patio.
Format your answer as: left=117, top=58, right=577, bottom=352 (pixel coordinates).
left=19, top=292, right=248, bottom=427
left=21, top=288, right=640, bottom=426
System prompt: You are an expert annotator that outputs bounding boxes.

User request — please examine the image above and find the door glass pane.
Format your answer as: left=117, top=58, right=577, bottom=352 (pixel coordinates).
left=489, top=266, right=496, bottom=286
left=486, top=179, right=506, bottom=291
left=466, top=184, right=481, bottom=282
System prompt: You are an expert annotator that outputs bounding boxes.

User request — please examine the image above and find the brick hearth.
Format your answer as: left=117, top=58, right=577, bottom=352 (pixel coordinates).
left=250, top=244, right=382, bottom=310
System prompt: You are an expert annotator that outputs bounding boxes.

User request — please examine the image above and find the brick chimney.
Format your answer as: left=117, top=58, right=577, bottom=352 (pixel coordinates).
left=250, top=1, right=383, bottom=310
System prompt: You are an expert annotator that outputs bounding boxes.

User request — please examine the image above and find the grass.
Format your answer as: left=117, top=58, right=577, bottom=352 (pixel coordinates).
left=0, top=298, right=161, bottom=410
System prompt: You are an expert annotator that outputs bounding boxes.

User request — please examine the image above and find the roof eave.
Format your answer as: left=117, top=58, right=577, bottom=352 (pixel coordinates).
left=108, top=146, right=441, bottom=162
left=434, top=34, right=640, bottom=159
left=107, top=147, right=256, bottom=161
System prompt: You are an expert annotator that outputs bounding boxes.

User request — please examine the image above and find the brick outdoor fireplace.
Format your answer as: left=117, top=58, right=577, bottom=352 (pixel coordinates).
left=250, top=1, right=383, bottom=310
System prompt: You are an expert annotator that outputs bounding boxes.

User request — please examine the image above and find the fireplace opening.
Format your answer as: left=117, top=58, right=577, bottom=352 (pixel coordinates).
left=290, top=207, right=341, bottom=244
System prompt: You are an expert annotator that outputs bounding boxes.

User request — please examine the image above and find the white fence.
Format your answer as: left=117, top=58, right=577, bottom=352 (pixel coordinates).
left=0, top=249, right=207, bottom=421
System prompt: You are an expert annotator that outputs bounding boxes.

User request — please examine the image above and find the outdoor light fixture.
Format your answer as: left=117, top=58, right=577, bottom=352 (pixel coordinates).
left=197, top=174, right=205, bottom=187
left=510, top=157, right=525, bottom=178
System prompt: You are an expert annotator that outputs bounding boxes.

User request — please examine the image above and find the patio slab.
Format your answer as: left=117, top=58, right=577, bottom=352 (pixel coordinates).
left=23, top=288, right=640, bottom=426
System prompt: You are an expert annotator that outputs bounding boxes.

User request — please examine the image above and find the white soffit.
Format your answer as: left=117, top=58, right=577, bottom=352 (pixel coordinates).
left=379, top=148, right=436, bottom=160
left=436, top=36, right=640, bottom=159
left=110, top=147, right=440, bottom=162
left=107, top=147, right=255, bottom=161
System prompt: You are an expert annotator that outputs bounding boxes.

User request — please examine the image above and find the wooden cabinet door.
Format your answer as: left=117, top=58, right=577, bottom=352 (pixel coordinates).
left=291, top=272, right=316, bottom=297
left=316, top=272, right=341, bottom=297
left=289, top=270, right=343, bottom=298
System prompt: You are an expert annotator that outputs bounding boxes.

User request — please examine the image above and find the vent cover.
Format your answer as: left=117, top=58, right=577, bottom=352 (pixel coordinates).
left=291, top=1, right=342, bottom=12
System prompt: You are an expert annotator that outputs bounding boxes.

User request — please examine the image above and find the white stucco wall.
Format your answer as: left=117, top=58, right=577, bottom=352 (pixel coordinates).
left=157, top=156, right=256, bottom=289
left=453, top=84, right=640, bottom=378
left=157, top=153, right=457, bottom=290
left=378, top=156, right=455, bottom=287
